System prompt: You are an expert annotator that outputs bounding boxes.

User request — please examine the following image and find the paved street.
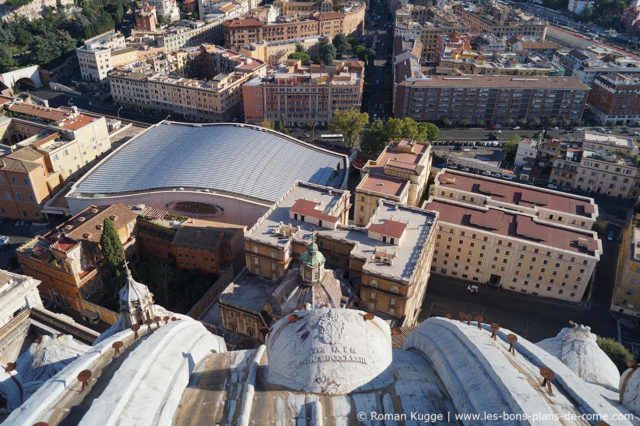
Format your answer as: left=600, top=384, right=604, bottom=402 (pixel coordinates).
left=363, top=0, right=392, bottom=121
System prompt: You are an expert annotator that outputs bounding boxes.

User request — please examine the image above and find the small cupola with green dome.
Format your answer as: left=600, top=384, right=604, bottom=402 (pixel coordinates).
left=299, top=235, right=325, bottom=283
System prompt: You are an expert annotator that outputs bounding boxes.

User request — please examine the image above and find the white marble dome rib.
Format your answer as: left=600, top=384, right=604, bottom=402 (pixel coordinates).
left=265, top=308, right=393, bottom=395
left=537, top=324, right=620, bottom=389
left=620, top=366, right=640, bottom=417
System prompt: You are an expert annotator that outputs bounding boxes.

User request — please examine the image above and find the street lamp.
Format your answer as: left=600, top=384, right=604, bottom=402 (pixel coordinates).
left=312, top=121, right=318, bottom=141
left=117, top=105, right=124, bottom=118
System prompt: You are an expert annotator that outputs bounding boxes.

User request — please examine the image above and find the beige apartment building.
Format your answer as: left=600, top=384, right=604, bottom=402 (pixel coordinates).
left=355, top=139, right=432, bottom=226
left=223, top=3, right=365, bottom=49
left=0, top=101, right=111, bottom=219
left=550, top=132, right=640, bottom=199
left=230, top=181, right=438, bottom=331
left=424, top=169, right=602, bottom=303
left=76, top=30, right=138, bottom=83
left=612, top=214, right=640, bottom=318
left=242, top=59, right=364, bottom=127
left=109, top=45, right=267, bottom=121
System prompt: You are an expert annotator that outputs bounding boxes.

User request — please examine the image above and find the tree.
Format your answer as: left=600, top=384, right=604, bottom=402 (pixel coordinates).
left=385, top=117, right=404, bottom=141
left=274, top=118, right=288, bottom=134
left=100, top=218, right=125, bottom=271
left=418, top=122, right=439, bottom=141
left=260, top=119, right=274, bottom=129
left=503, top=134, right=520, bottom=163
left=288, top=51, right=311, bottom=64
left=115, top=2, right=125, bottom=25
left=332, top=33, right=350, bottom=58
left=361, top=119, right=387, bottom=156
left=400, top=117, right=419, bottom=140
left=318, top=40, right=337, bottom=65
left=597, top=336, right=633, bottom=373
left=0, top=44, right=17, bottom=72
left=353, top=44, right=374, bottom=63
left=332, top=109, right=369, bottom=148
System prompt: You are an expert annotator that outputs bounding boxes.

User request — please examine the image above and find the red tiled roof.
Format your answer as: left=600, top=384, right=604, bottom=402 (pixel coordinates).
left=318, top=11, right=344, bottom=20
left=425, top=200, right=599, bottom=255
left=438, top=170, right=595, bottom=217
left=291, top=199, right=339, bottom=224
left=7, top=103, right=68, bottom=122
left=358, top=173, right=406, bottom=197
left=60, top=113, right=95, bottom=131
left=51, top=235, right=80, bottom=252
left=369, top=219, right=406, bottom=239
left=225, top=18, right=262, bottom=28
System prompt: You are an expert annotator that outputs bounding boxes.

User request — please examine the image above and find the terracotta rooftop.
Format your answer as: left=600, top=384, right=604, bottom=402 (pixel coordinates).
left=60, top=114, right=96, bottom=131
left=0, top=96, right=13, bottom=105
left=290, top=199, right=340, bottom=223
left=317, top=11, right=344, bottom=19
left=438, top=170, right=595, bottom=217
left=225, top=18, right=263, bottom=28
left=425, top=199, right=600, bottom=256
left=48, top=204, right=137, bottom=244
left=7, top=103, right=68, bottom=123
left=358, top=173, right=407, bottom=198
left=8, top=147, right=43, bottom=162
left=369, top=219, right=407, bottom=239
left=51, top=235, right=80, bottom=253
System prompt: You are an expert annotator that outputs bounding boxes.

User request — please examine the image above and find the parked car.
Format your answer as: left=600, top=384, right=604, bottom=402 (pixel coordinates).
left=482, top=170, right=492, bottom=176
left=466, top=284, right=479, bottom=293
left=607, top=231, right=614, bottom=241
left=0, top=235, right=9, bottom=246
left=14, top=220, right=22, bottom=227
left=461, top=167, right=470, bottom=172
left=22, top=220, right=31, bottom=227
left=546, top=184, right=558, bottom=190
left=513, top=126, right=520, bottom=130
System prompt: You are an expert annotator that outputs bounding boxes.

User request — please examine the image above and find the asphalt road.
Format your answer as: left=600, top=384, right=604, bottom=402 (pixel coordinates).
left=364, top=4, right=392, bottom=121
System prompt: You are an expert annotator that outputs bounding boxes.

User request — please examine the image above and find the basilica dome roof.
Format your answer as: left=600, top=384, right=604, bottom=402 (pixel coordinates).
left=265, top=308, right=393, bottom=394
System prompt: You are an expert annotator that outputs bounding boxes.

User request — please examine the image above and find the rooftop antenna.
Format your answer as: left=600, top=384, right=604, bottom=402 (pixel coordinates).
left=77, top=369, right=92, bottom=391
left=490, top=322, right=500, bottom=340
left=539, top=367, right=555, bottom=396
left=507, top=334, right=518, bottom=355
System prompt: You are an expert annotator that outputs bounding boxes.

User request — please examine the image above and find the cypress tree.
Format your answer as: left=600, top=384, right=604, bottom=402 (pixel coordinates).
left=99, top=218, right=125, bottom=270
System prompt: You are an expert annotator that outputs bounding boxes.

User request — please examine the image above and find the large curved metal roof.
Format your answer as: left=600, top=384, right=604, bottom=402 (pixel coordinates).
left=75, top=122, right=348, bottom=203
